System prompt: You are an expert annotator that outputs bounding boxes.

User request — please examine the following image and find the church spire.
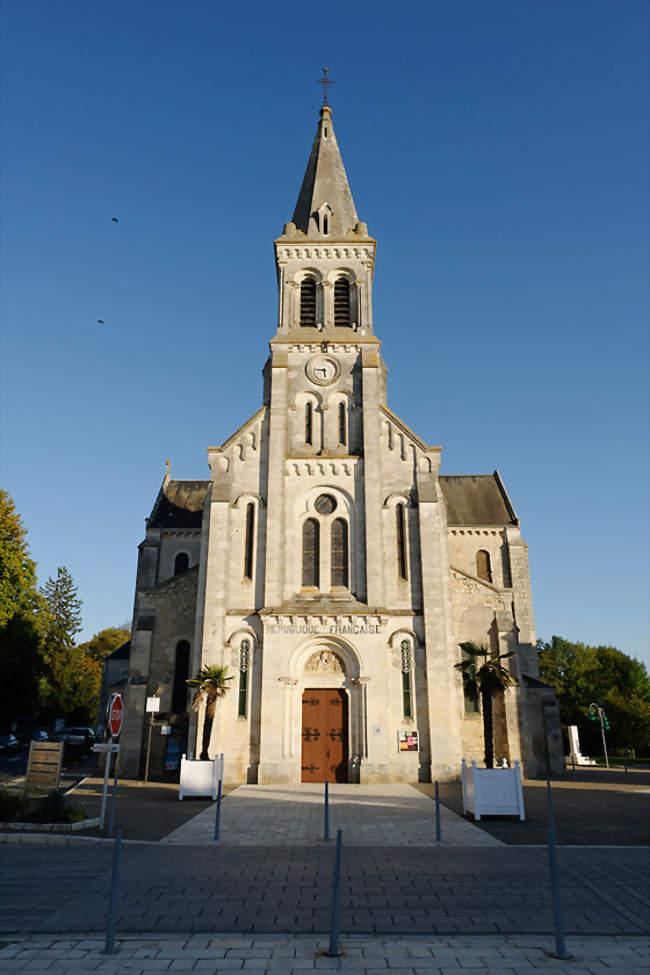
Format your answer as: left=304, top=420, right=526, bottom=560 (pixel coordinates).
left=289, top=103, right=364, bottom=239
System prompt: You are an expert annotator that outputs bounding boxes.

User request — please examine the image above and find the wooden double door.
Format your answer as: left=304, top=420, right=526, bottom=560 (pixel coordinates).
left=301, top=688, right=349, bottom=783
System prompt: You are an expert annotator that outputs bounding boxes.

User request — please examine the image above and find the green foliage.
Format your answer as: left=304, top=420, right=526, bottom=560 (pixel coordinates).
left=77, top=626, right=131, bottom=664
left=538, top=636, right=650, bottom=755
left=0, top=787, right=86, bottom=824
left=0, top=612, right=43, bottom=716
left=188, top=665, right=233, bottom=760
left=38, top=567, right=100, bottom=720
left=455, top=642, right=517, bottom=768
left=0, top=490, right=40, bottom=626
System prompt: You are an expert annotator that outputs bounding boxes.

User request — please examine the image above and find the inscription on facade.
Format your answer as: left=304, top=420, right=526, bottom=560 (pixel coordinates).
left=267, top=621, right=383, bottom=635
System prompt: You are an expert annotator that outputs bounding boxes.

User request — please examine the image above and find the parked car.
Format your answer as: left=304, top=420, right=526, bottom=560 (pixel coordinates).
left=63, top=727, right=95, bottom=755
left=30, top=730, right=49, bottom=742
left=0, top=734, right=19, bottom=752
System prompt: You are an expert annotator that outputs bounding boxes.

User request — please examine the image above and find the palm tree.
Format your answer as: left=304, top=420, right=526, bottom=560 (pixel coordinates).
left=455, top=642, right=518, bottom=769
left=187, top=665, right=233, bottom=761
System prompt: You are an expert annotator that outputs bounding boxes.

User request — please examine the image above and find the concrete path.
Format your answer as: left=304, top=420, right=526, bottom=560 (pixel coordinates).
left=1, top=933, right=648, bottom=973
left=161, top=784, right=503, bottom=846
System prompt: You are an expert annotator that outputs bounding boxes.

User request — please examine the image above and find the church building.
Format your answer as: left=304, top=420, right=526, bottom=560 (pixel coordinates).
left=118, top=100, right=563, bottom=784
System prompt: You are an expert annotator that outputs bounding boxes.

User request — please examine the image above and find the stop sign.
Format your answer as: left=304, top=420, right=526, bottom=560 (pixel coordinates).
left=108, top=693, right=123, bottom=738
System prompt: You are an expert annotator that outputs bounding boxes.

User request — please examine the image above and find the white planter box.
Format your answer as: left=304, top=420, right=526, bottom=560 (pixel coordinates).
left=461, top=758, right=525, bottom=821
left=178, top=753, right=223, bottom=800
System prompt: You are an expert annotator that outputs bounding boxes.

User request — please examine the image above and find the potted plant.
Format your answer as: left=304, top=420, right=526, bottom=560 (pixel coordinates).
left=178, top=665, right=232, bottom=800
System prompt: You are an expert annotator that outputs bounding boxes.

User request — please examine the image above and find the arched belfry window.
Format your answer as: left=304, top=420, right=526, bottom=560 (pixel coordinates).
left=174, top=552, right=189, bottom=576
left=338, top=402, right=347, bottom=446
left=334, top=277, right=351, bottom=326
left=171, top=640, right=190, bottom=712
left=300, top=278, right=317, bottom=327
left=330, top=518, right=348, bottom=588
left=305, top=402, right=313, bottom=445
left=396, top=504, right=408, bottom=580
left=243, top=503, right=255, bottom=580
left=302, top=518, right=320, bottom=587
left=476, top=550, right=492, bottom=583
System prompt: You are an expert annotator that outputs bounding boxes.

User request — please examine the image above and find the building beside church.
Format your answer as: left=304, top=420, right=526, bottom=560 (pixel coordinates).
left=118, top=101, right=563, bottom=784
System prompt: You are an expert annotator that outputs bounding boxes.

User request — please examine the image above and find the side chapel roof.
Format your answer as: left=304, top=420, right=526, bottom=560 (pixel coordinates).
left=439, top=472, right=518, bottom=527
left=148, top=479, right=209, bottom=529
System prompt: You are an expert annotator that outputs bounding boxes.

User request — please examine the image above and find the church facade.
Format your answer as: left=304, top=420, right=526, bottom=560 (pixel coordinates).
left=119, top=103, right=563, bottom=784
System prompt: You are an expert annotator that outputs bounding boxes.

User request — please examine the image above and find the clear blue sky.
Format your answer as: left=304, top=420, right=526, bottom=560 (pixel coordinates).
left=1, top=1, right=648, bottom=666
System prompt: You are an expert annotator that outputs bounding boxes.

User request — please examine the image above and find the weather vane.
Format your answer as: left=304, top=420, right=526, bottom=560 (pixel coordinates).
left=317, top=66, right=334, bottom=106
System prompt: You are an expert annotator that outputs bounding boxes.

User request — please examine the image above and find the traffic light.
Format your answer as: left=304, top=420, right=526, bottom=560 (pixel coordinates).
left=603, top=716, right=610, bottom=730
left=589, top=711, right=597, bottom=721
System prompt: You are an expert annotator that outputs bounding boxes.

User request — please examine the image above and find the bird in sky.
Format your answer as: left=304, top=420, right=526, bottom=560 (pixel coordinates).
left=112, top=217, right=118, bottom=223
left=97, top=319, right=104, bottom=325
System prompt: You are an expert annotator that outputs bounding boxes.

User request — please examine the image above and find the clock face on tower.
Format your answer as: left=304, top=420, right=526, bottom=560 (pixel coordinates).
left=306, top=356, right=340, bottom=385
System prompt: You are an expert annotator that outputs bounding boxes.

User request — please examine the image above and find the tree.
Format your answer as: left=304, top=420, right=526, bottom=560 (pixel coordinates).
left=78, top=626, right=131, bottom=665
left=455, top=642, right=518, bottom=769
left=38, top=567, right=100, bottom=720
left=187, top=665, right=233, bottom=760
left=538, top=636, right=650, bottom=755
left=0, top=612, right=43, bottom=716
left=0, top=490, right=39, bottom=626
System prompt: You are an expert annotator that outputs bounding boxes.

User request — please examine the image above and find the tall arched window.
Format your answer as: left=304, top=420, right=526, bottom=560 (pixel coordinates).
left=396, top=504, right=408, bottom=580
left=300, top=278, right=316, bottom=326
left=334, top=277, right=351, bottom=326
left=174, top=552, right=189, bottom=576
left=171, top=640, right=190, bottom=712
left=338, top=402, right=347, bottom=446
left=476, top=550, right=492, bottom=583
left=302, top=518, right=320, bottom=587
left=237, top=638, right=250, bottom=717
left=400, top=640, right=413, bottom=720
left=330, top=518, right=348, bottom=588
left=305, top=402, right=313, bottom=445
left=243, top=503, right=255, bottom=580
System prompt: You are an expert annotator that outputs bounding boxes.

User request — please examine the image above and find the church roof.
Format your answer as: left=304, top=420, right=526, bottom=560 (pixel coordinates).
left=148, top=479, right=208, bottom=529
left=291, top=105, right=360, bottom=237
left=439, top=472, right=518, bottom=527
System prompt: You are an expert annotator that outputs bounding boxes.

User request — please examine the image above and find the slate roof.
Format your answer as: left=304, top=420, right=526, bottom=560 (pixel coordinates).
left=439, top=472, right=518, bottom=527
left=106, top=640, right=130, bottom=660
left=148, top=480, right=209, bottom=530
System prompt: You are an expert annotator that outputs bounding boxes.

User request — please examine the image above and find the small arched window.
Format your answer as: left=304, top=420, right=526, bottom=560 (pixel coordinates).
left=330, top=518, right=348, bottom=588
left=476, top=550, right=492, bottom=583
left=396, top=504, right=408, bottom=580
left=305, top=402, right=313, bottom=445
left=334, top=277, right=351, bottom=326
left=338, top=402, right=347, bottom=446
left=174, top=552, right=189, bottom=576
left=300, top=278, right=317, bottom=327
left=323, top=214, right=329, bottom=235
left=302, top=518, right=320, bottom=587
left=171, top=640, right=190, bottom=712
left=243, top=503, right=255, bottom=580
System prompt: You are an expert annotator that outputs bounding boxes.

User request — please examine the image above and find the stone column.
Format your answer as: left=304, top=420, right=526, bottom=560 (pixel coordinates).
left=322, top=280, right=334, bottom=328
left=361, top=346, right=385, bottom=607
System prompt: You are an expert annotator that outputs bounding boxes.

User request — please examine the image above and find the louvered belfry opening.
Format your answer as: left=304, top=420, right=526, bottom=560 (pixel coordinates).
left=330, top=518, right=349, bottom=588
left=300, top=278, right=317, bottom=326
left=302, top=518, right=320, bottom=587
left=334, top=277, right=351, bottom=326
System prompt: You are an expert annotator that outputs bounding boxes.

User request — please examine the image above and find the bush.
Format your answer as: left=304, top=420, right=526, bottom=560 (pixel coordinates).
left=0, top=787, right=86, bottom=824
left=0, top=786, right=28, bottom=821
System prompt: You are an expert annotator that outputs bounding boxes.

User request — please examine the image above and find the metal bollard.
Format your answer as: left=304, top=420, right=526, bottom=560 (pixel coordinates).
left=214, top=777, right=223, bottom=842
left=326, top=828, right=343, bottom=956
left=107, top=772, right=118, bottom=837
left=102, top=829, right=123, bottom=955
left=324, top=780, right=330, bottom=841
left=545, top=780, right=569, bottom=959
left=435, top=780, right=441, bottom=843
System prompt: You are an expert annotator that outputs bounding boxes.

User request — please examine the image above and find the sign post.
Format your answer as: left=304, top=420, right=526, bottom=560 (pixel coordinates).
left=94, top=693, right=124, bottom=830
left=144, top=695, right=160, bottom=783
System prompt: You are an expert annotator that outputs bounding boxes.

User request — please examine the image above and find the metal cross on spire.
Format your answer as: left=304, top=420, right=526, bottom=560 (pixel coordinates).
left=317, top=66, right=334, bottom=105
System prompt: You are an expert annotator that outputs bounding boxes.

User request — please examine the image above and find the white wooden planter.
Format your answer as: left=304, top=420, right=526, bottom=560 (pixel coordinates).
left=461, top=758, right=525, bottom=820
left=178, top=753, right=223, bottom=800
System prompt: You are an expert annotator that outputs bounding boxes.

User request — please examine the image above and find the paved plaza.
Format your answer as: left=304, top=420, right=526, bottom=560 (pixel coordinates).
left=1, top=782, right=648, bottom=973
left=162, top=784, right=503, bottom=846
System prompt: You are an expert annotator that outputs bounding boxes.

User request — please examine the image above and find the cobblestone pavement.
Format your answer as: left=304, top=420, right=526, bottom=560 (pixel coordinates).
left=0, top=933, right=648, bottom=974
left=161, top=784, right=503, bottom=847
left=1, top=843, right=648, bottom=936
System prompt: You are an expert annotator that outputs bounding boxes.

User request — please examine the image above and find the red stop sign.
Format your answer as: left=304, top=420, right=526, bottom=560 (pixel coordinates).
left=108, top=693, right=123, bottom=738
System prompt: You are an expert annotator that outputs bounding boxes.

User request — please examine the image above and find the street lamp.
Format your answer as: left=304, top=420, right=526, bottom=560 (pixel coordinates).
left=588, top=702, right=610, bottom=769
